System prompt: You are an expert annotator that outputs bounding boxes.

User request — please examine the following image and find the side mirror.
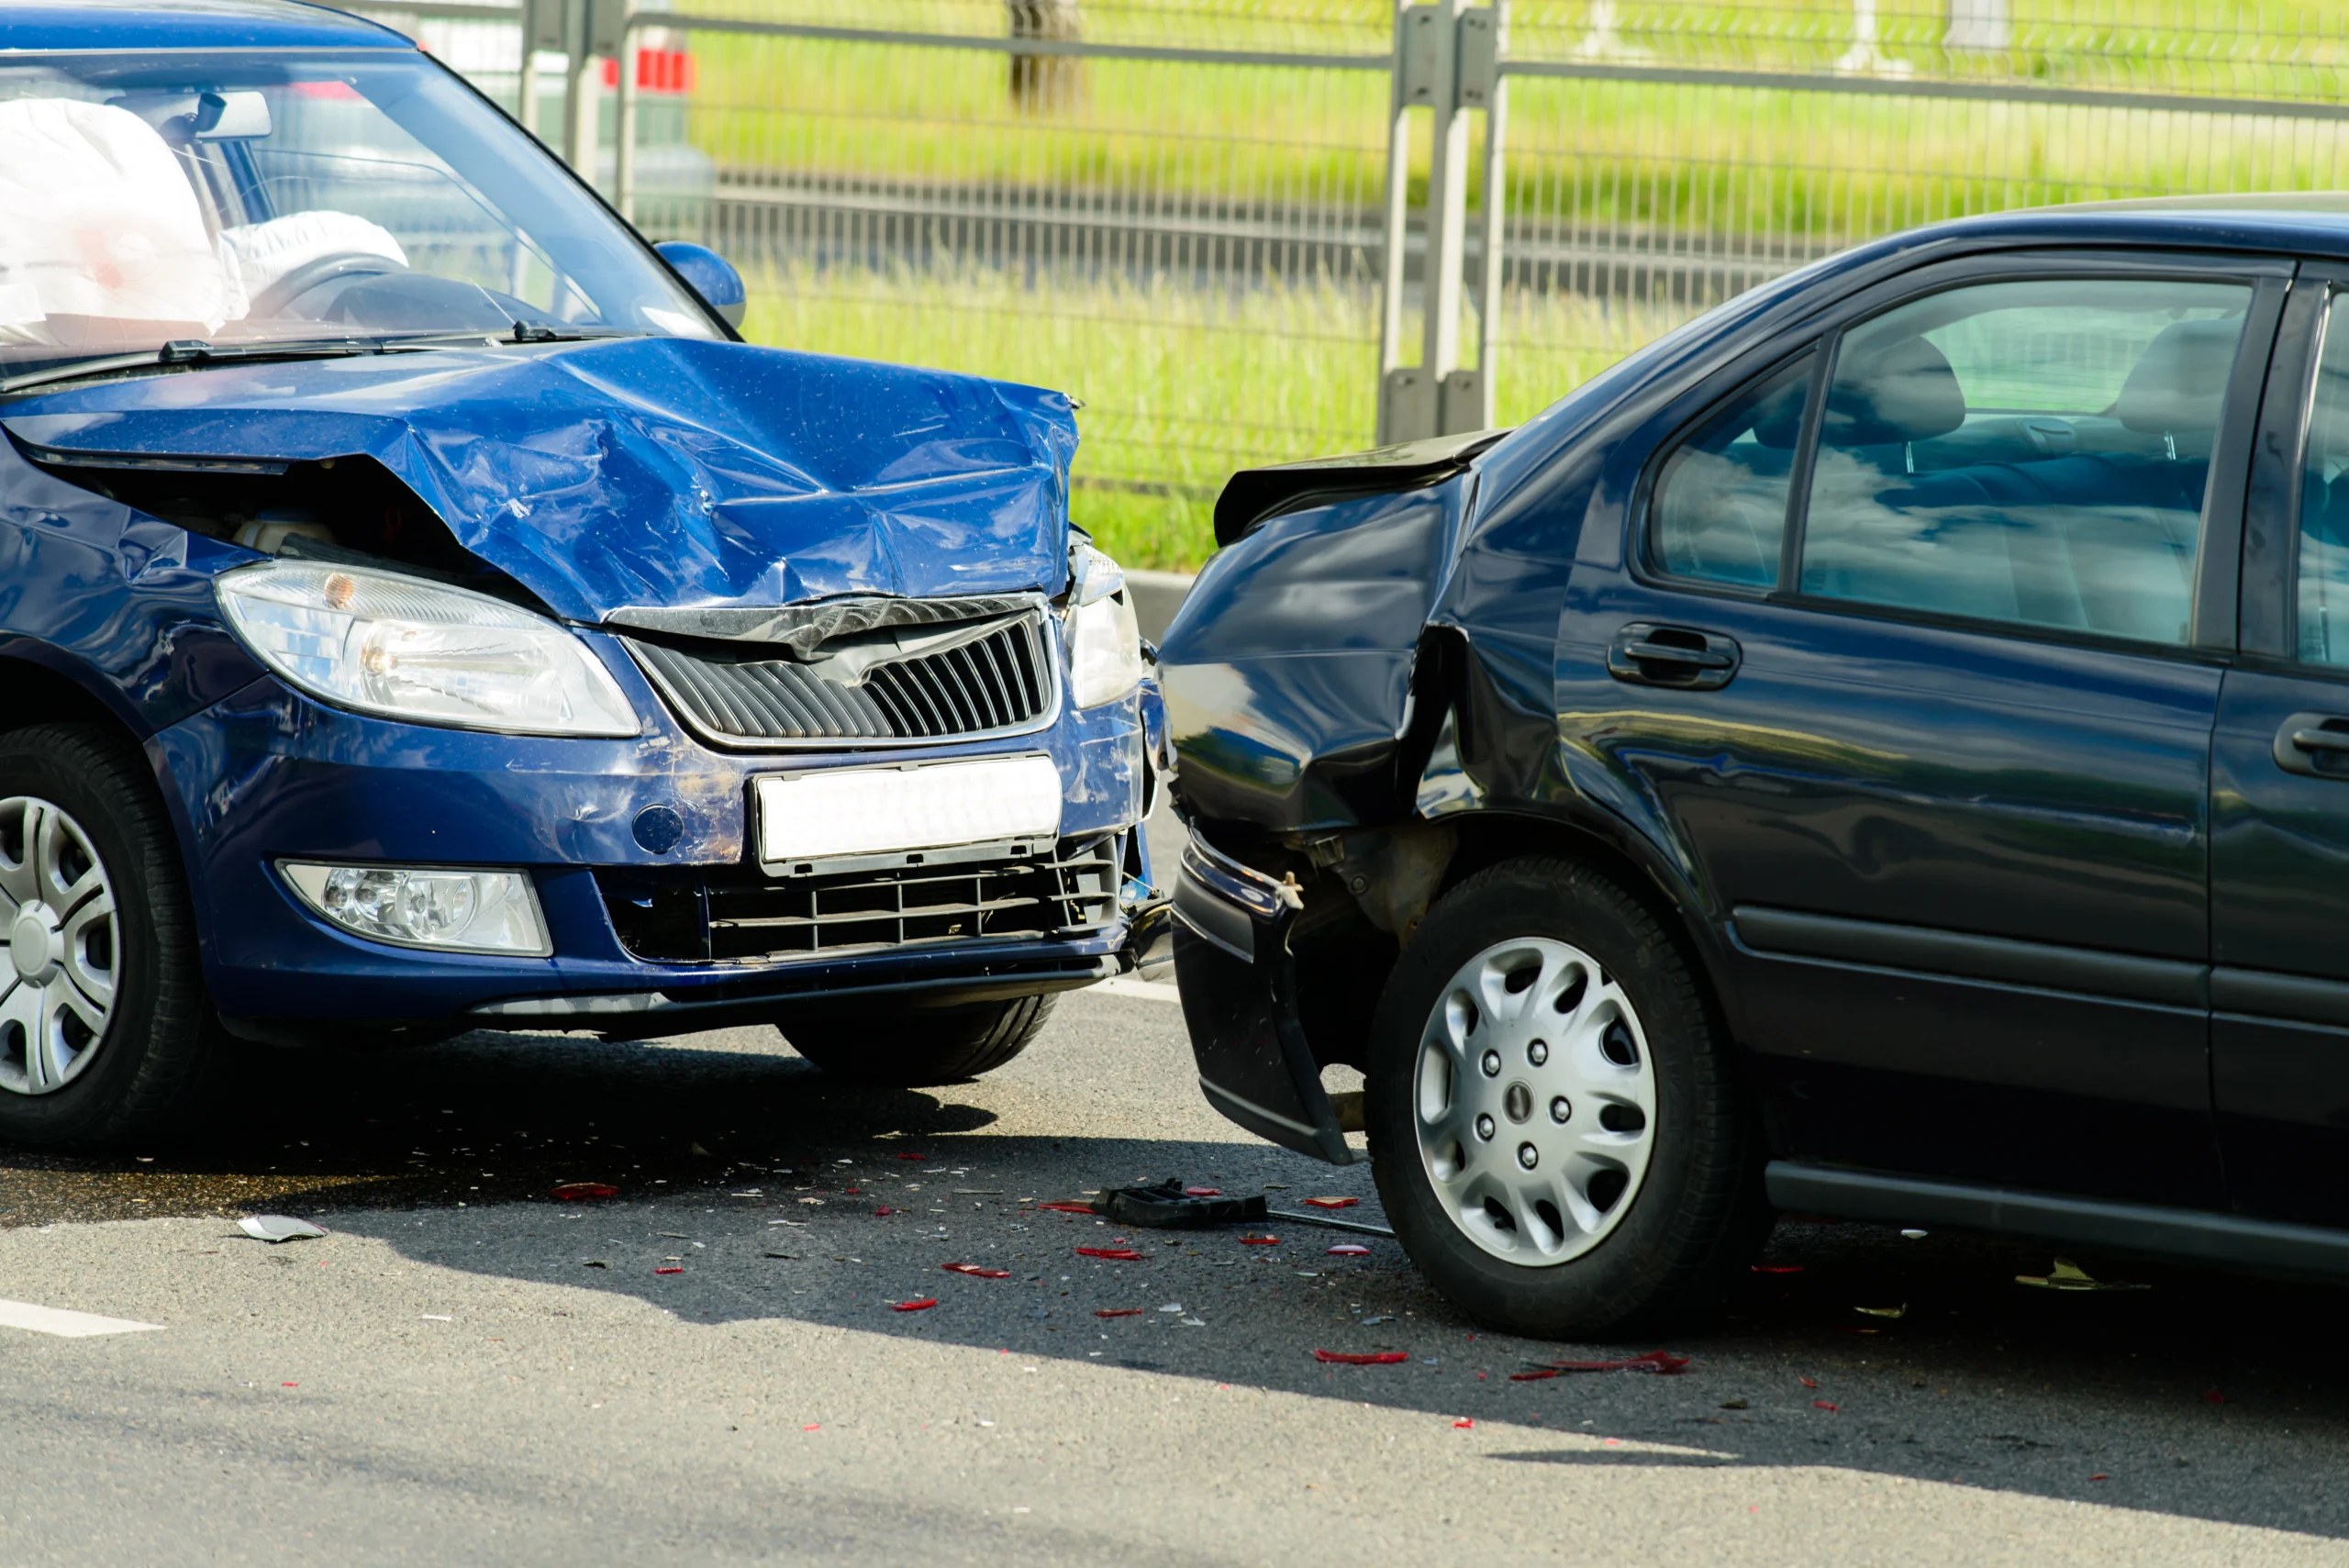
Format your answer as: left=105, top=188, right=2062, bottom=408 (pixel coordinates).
left=654, top=241, right=745, bottom=330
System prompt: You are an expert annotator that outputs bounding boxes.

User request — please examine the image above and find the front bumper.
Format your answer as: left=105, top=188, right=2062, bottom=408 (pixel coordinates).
left=1172, top=829, right=1358, bottom=1164
left=151, top=660, right=1163, bottom=1034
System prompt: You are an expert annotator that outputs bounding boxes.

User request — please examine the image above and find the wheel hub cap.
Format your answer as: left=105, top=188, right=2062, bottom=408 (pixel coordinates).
left=0, top=797, right=120, bottom=1096
left=1411, top=936, right=1658, bottom=1267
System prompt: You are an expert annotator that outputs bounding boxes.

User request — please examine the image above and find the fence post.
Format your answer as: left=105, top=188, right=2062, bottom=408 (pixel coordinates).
left=1377, top=2, right=1499, bottom=445
left=615, top=9, right=640, bottom=221
left=518, top=0, right=567, bottom=141
left=1465, top=3, right=1504, bottom=434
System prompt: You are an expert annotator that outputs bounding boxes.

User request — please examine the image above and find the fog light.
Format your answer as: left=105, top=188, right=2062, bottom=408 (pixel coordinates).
left=280, top=863, right=550, bottom=955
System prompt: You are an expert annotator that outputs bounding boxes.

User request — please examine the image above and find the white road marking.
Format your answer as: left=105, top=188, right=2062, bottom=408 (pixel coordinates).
left=0, top=1299, right=164, bottom=1338
left=1095, top=976, right=1181, bottom=1004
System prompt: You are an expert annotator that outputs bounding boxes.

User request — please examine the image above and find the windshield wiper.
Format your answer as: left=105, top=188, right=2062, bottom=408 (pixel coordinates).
left=0, top=336, right=394, bottom=395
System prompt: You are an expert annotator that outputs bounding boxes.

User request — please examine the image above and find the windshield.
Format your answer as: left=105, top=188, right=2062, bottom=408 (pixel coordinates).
left=0, top=50, right=719, bottom=374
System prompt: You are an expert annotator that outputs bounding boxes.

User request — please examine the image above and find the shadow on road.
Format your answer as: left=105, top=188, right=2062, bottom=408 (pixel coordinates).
left=3, top=1020, right=2346, bottom=1542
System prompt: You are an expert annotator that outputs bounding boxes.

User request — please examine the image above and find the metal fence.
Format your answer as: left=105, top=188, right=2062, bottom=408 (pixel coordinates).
left=359, top=0, right=2349, bottom=565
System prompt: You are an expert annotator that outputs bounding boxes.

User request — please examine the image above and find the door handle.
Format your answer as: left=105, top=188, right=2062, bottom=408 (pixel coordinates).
left=1607, top=622, right=1742, bottom=690
left=2274, top=711, right=2349, bottom=777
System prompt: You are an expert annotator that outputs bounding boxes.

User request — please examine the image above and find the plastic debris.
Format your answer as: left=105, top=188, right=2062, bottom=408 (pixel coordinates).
left=1452, top=1418, right=1475, bottom=1429
left=1074, top=1246, right=1141, bottom=1261
left=1854, top=1304, right=1908, bottom=1318
left=1752, top=1263, right=1802, bottom=1274
left=1524, top=1351, right=1690, bottom=1375
left=1315, top=1350, right=1408, bottom=1365
left=1799, top=1376, right=1819, bottom=1388
left=764, top=1251, right=798, bottom=1260
left=2090, top=1473, right=2110, bottom=1482
left=1156, top=1303, right=1184, bottom=1313
left=1813, top=1400, right=1839, bottom=1412
left=942, top=1263, right=1012, bottom=1278
left=874, top=1207, right=897, bottom=1217
left=893, top=1298, right=938, bottom=1312
left=896, top=1152, right=929, bottom=1161
left=1239, top=1233, right=1280, bottom=1246
left=1180, top=1317, right=1207, bottom=1327
left=580, top=1259, right=609, bottom=1269
left=1509, top=1370, right=1559, bottom=1382
left=2016, top=1258, right=2150, bottom=1292
left=549, top=1182, right=619, bottom=1203
left=1302, top=1197, right=1360, bottom=1210
left=1095, top=1307, right=1144, bottom=1318
left=1901, top=1229, right=1929, bottom=1240
left=1037, top=1202, right=1099, bottom=1216
left=688, top=1141, right=713, bottom=1156
left=1720, top=1399, right=1749, bottom=1410
left=1265, top=1207, right=1395, bottom=1238
left=236, top=1216, right=327, bottom=1244
left=1099, top=1179, right=1267, bottom=1229
left=654, top=1266, right=684, bottom=1275
left=1328, top=1244, right=1371, bottom=1256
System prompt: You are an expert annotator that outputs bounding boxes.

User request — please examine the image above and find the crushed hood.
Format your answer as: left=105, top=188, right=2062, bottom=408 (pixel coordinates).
left=0, top=335, right=1078, bottom=622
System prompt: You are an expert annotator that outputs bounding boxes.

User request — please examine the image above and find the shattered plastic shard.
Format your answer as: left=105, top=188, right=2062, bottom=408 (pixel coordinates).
left=1184, top=1187, right=1220, bottom=1196
left=1752, top=1264, right=1803, bottom=1274
left=1074, top=1247, right=1141, bottom=1261
left=893, top=1298, right=939, bottom=1312
left=1453, top=1418, right=1475, bottom=1429
left=1813, top=1401, right=1840, bottom=1412
left=1508, top=1370, right=1560, bottom=1382
left=942, top=1263, right=1013, bottom=1278
left=1038, top=1202, right=1099, bottom=1216
left=1239, top=1234, right=1280, bottom=1246
left=1854, top=1304, right=1908, bottom=1318
left=2016, top=1258, right=2151, bottom=1292
left=1302, top=1197, right=1360, bottom=1210
left=1314, top=1350, right=1408, bottom=1365
left=1327, top=1244, right=1371, bottom=1256
left=1096, top=1308, right=1144, bottom=1318
left=896, top=1153, right=929, bottom=1161
left=1901, top=1229, right=1929, bottom=1240
left=1530, top=1351, right=1690, bottom=1375
left=237, top=1216, right=327, bottom=1244
left=549, top=1182, right=619, bottom=1203
left=654, top=1266, right=684, bottom=1274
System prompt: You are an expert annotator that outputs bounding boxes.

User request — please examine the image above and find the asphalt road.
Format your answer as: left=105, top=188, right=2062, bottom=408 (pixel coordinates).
left=2, top=984, right=2347, bottom=1567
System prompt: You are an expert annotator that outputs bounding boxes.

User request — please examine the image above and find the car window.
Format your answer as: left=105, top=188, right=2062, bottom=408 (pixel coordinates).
left=1798, top=278, right=2251, bottom=645
left=1646, top=350, right=1814, bottom=589
left=2297, top=294, right=2349, bottom=666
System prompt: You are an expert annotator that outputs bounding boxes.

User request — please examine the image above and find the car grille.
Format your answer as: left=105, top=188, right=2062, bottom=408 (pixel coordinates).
left=599, top=836, right=1123, bottom=964
left=621, top=611, right=1054, bottom=747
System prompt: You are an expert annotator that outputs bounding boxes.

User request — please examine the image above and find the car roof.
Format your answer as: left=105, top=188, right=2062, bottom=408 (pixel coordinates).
left=0, top=0, right=410, bottom=53
left=1834, top=198, right=2349, bottom=272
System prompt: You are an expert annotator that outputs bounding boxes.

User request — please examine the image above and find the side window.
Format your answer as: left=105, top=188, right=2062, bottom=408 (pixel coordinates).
left=2298, top=296, right=2349, bottom=665
left=1647, top=350, right=1814, bottom=590
left=1798, top=277, right=2252, bottom=646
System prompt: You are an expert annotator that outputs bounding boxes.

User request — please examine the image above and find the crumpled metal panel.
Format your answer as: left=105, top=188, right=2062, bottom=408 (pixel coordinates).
left=1, top=335, right=1079, bottom=623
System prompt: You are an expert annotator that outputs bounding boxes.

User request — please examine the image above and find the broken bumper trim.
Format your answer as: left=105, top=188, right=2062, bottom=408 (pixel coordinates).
left=1172, top=832, right=1358, bottom=1165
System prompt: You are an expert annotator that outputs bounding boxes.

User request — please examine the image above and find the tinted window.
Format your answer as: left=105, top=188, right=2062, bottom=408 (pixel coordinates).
left=1798, top=278, right=2250, bottom=645
left=1647, top=350, right=1813, bottom=589
left=2299, top=296, right=2349, bottom=666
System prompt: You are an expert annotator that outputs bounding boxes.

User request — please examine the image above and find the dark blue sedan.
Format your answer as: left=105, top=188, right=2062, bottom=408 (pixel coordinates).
left=0, top=0, right=1160, bottom=1146
left=1163, top=195, right=2349, bottom=1333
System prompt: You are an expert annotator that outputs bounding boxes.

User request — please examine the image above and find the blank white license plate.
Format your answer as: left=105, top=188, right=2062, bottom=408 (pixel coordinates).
left=753, top=754, right=1063, bottom=868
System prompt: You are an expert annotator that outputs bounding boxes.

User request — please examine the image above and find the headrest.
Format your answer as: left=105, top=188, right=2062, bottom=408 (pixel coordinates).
left=1820, top=335, right=1965, bottom=448
left=2117, top=319, right=2241, bottom=434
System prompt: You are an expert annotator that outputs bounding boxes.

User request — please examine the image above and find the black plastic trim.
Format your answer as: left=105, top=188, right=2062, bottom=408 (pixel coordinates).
left=1212, top=428, right=1508, bottom=547
left=1732, top=905, right=2207, bottom=1007
left=1767, top=1162, right=2349, bottom=1279
left=2212, top=967, right=2349, bottom=1030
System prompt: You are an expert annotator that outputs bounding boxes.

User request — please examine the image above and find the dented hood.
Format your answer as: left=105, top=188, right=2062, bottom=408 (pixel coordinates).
left=0, top=335, right=1078, bottom=622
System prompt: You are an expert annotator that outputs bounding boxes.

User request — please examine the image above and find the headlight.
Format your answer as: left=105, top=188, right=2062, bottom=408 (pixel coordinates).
left=1066, top=542, right=1144, bottom=708
left=217, top=562, right=639, bottom=737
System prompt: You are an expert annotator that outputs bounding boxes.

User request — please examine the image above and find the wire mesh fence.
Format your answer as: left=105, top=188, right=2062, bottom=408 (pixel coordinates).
left=363, top=0, right=2349, bottom=567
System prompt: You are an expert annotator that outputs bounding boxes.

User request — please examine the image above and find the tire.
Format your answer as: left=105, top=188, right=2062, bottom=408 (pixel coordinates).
left=780, top=993, right=1055, bottom=1085
left=1364, top=856, right=1763, bottom=1339
left=0, top=724, right=218, bottom=1150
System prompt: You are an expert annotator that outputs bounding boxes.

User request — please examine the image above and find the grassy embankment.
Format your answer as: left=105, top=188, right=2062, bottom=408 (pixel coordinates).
left=692, top=1, right=2349, bottom=567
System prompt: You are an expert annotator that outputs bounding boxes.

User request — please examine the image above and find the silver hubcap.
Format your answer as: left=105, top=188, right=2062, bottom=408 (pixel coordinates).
left=0, top=798, right=120, bottom=1095
left=1412, top=936, right=1657, bottom=1266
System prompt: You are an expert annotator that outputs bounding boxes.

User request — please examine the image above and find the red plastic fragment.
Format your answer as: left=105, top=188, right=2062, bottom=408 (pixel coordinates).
left=893, top=1298, right=939, bottom=1312
left=941, top=1263, right=1012, bottom=1278
left=654, top=1266, right=684, bottom=1274
left=845, top=1187, right=861, bottom=1195
left=802, top=1423, right=820, bottom=1431
left=874, top=1207, right=896, bottom=1217
left=1509, top=1370, right=1560, bottom=1382
left=1303, top=1196, right=1360, bottom=1210
left=1752, top=1264, right=1803, bottom=1274
left=1240, top=1234, right=1280, bottom=1246
left=1531, top=1351, right=1690, bottom=1375
left=1037, top=1202, right=1098, bottom=1215
left=1799, top=1376, right=1819, bottom=1388
left=1096, top=1307, right=1144, bottom=1318
left=1184, top=1186, right=1221, bottom=1196
left=896, top=1152, right=928, bottom=1161
left=1327, top=1244, right=1371, bottom=1256
left=2090, top=1473, right=2110, bottom=1482
left=1074, top=1246, right=1142, bottom=1261
left=1813, top=1400, right=1839, bottom=1411
left=1452, top=1418, right=1475, bottom=1429
left=1314, top=1350, right=1408, bottom=1365
left=281, top=1382, right=297, bottom=1387
left=549, top=1182, right=619, bottom=1202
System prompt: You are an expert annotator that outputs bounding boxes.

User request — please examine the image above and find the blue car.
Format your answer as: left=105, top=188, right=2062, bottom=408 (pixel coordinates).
left=0, top=0, right=1162, bottom=1147
left=1163, top=195, right=2349, bottom=1333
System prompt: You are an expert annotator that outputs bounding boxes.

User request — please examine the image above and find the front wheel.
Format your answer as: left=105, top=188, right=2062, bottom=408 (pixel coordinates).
left=779, top=993, right=1055, bottom=1085
left=0, top=726, right=218, bottom=1150
left=1364, top=856, right=1762, bottom=1338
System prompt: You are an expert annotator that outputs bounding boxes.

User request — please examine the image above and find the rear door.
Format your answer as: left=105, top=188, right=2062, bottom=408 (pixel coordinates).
left=1556, top=250, right=2288, bottom=1205
left=2212, top=264, right=2349, bottom=1227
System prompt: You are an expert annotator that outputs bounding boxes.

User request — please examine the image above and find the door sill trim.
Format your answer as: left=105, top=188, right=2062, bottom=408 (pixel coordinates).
left=1765, top=1162, right=2349, bottom=1279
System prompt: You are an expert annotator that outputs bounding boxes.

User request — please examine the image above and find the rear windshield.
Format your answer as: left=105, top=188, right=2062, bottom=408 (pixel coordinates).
left=0, top=50, right=718, bottom=374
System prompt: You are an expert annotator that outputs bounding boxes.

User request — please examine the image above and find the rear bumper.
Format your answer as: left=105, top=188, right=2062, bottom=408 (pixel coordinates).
left=1171, top=829, right=1358, bottom=1164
